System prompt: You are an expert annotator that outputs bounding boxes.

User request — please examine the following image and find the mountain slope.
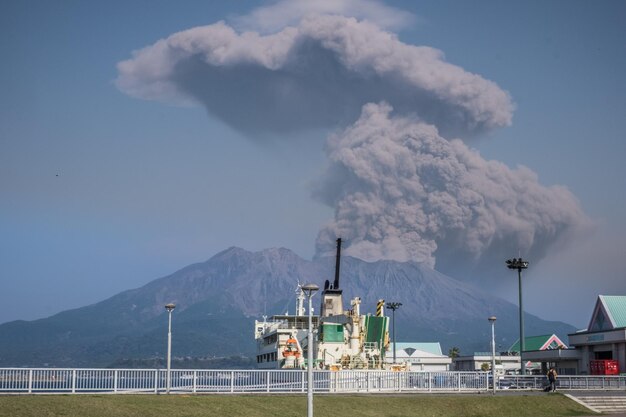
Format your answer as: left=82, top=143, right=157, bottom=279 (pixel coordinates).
left=0, top=247, right=575, bottom=367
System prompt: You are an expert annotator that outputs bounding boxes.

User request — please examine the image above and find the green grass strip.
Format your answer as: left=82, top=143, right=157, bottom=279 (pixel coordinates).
left=0, top=393, right=594, bottom=417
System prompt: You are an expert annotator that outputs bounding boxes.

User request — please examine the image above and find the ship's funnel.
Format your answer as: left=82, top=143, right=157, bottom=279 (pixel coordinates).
left=320, top=238, right=344, bottom=317
left=333, top=238, right=342, bottom=290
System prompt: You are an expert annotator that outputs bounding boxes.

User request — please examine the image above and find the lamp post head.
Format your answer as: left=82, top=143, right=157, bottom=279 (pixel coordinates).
left=301, top=283, right=319, bottom=297
left=386, top=302, right=402, bottom=310
left=165, top=303, right=176, bottom=312
left=506, top=258, right=529, bottom=270
left=488, top=316, right=497, bottom=323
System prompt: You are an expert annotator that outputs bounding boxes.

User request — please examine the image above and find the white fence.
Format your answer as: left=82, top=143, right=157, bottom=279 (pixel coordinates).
left=0, top=369, right=486, bottom=394
left=497, top=374, right=626, bottom=390
left=1, top=369, right=624, bottom=394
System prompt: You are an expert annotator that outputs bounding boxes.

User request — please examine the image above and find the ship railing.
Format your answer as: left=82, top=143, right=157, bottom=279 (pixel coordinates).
left=363, top=342, right=379, bottom=351
left=262, top=321, right=314, bottom=331
left=3, top=368, right=625, bottom=394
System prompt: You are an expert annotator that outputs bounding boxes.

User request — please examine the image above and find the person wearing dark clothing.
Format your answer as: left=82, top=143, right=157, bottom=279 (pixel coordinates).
left=547, top=367, right=558, bottom=392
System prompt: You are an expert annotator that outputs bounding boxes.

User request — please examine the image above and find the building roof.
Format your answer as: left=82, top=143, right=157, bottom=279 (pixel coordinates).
left=508, top=334, right=566, bottom=353
left=604, top=296, right=626, bottom=327
left=589, top=295, right=626, bottom=331
left=392, top=342, right=443, bottom=357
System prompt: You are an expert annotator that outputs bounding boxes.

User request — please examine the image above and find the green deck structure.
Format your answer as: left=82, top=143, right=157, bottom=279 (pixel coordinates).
left=364, top=315, right=388, bottom=350
left=320, top=323, right=344, bottom=343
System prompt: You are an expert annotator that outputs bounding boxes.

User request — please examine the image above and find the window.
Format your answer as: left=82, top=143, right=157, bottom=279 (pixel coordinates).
left=546, top=341, right=560, bottom=350
left=591, top=309, right=609, bottom=331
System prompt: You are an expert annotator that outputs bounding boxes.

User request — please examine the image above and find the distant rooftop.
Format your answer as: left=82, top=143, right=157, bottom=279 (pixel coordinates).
left=509, top=334, right=566, bottom=353
left=392, top=342, right=443, bottom=357
left=588, top=295, right=626, bottom=331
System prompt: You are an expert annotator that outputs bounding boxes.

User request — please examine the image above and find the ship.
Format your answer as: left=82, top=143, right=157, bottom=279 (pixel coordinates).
left=254, top=239, right=392, bottom=370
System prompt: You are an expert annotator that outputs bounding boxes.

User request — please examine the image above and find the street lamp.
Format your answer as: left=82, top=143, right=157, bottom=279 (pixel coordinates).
left=506, top=257, right=529, bottom=375
left=301, top=283, right=319, bottom=417
left=386, top=302, right=402, bottom=364
left=165, top=303, right=176, bottom=394
left=488, top=316, right=497, bottom=394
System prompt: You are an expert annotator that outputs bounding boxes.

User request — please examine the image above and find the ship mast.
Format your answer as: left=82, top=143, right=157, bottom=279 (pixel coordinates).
left=296, top=283, right=305, bottom=316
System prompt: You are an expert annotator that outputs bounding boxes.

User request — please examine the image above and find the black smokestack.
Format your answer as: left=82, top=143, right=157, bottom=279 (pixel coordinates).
left=333, top=238, right=342, bottom=289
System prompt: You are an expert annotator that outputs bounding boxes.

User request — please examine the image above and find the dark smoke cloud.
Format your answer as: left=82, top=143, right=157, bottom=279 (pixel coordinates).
left=116, top=16, right=513, bottom=138
left=116, top=6, right=590, bottom=281
left=314, top=103, right=591, bottom=279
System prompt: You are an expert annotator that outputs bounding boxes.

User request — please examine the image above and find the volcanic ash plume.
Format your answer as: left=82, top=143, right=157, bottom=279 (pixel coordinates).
left=314, top=102, right=590, bottom=271
left=116, top=8, right=590, bottom=276
left=116, top=15, right=513, bottom=137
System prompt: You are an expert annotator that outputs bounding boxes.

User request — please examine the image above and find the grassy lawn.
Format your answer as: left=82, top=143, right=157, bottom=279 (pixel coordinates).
left=0, top=393, right=594, bottom=417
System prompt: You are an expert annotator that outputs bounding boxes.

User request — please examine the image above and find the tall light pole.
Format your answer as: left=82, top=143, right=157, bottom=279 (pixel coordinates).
left=165, top=303, right=176, bottom=394
left=302, top=283, right=319, bottom=417
left=506, top=257, right=529, bottom=375
left=386, top=302, right=402, bottom=364
left=488, top=316, right=497, bottom=394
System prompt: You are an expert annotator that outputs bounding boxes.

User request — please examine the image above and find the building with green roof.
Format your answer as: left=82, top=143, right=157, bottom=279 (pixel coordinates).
left=385, top=342, right=452, bottom=371
left=450, top=335, right=566, bottom=374
left=524, top=295, right=626, bottom=375
left=508, top=334, right=567, bottom=354
left=567, top=295, right=626, bottom=374
left=587, top=295, right=626, bottom=331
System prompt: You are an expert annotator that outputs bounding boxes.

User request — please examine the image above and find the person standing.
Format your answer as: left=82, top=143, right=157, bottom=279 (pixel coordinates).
left=547, top=367, right=558, bottom=392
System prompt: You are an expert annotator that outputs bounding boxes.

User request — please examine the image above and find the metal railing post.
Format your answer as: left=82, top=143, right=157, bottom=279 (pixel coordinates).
left=193, top=370, right=197, bottom=393
left=28, top=369, right=33, bottom=394
left=266, top=371, right=270, bottom=393
left=230, top=371, right=234, bottom=393
left=114, top=370, right=118, bottom=393
left=71, top=370, right=76, bottom=393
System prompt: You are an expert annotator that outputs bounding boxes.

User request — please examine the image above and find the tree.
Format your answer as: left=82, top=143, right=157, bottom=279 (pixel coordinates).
left=448, top=347, right=460, bottom=359
left=480, top=362, right=490, bottom=372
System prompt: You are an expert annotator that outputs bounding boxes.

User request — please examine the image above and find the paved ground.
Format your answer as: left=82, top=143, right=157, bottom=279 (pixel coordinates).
left=580, top=415, right=626, bottom=417
left=561, top=390, right=626, bottom=416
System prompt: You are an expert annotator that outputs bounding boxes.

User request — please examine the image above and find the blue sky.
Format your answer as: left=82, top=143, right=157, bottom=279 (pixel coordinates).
left=1, top=0, right=625, bottom=327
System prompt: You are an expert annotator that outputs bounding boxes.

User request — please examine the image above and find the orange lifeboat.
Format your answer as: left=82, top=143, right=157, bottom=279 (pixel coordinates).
left=283, top=337, right=301, bottom=358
